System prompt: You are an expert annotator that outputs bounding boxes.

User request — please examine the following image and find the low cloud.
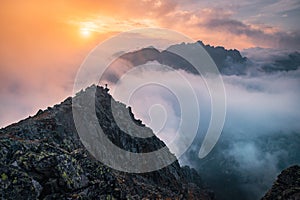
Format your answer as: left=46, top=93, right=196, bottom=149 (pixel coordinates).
left=106, top=56, right=300, bottom=200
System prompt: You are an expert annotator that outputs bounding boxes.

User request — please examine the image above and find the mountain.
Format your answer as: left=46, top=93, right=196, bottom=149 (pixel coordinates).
left=262, top=165, right=300, bottom=199
left=104, top=41, right=300, bottom=83
left=0, top=85, right=214, bottom=199
left=109, top=41, right=248, bottom=77
left=168, top=41, right=249, bottom=75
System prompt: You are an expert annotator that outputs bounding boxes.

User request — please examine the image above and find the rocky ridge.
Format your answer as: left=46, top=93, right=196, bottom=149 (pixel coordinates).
left=112, top=41, right=248, bottom=77
left=262, top=165, right=300, bottom=200
left=105, top=41, right=300, bottom=83
left=0, top=85, right=214, bottom=200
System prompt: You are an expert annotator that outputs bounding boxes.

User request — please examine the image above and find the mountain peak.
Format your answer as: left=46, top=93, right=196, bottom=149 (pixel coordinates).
left=0, top=84, right=214, bottom=199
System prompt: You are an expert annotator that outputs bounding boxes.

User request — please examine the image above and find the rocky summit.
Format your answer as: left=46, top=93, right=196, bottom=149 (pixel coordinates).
left=0, top=85, right=214, bottom=200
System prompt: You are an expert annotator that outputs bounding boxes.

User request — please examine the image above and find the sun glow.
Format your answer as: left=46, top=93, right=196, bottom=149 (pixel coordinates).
left=78, top=21, right=100, bottom=38
left=80, top=28, right=91, bottom=37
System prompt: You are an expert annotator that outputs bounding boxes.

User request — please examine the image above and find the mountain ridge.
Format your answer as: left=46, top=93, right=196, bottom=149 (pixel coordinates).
left=0, top=85, right=214, bottom=199
left=104, top=41, right=300, bottom=84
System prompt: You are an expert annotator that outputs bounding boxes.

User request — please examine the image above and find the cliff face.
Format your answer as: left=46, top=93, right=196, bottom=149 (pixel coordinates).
left=262, top=165, right=300, bottom=200
left=0, top=85, right=214, bottom=200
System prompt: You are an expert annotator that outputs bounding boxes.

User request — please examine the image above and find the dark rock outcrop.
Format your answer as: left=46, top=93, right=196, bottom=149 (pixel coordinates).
left=104, top=42, right=300, bottom=83
left=105, top=41, right=249, bottom=81
left=262, top=165, right=300, bottom=200
left=0, top=85, right=214, bottom=199
left=195, top=41, right=248, bottom=75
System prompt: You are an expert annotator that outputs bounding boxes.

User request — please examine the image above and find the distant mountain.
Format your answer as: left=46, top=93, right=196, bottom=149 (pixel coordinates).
left=112, top=41, right=248, bottom=76
left=168, top=41, right=249, bottom=75
left=0, top=85, right=214, bottom=199
left=105, top=41, right=300, bottom=82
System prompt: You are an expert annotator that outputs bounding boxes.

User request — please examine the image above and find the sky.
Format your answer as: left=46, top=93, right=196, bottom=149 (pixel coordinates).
left=0, top=0, right=299, bottom=126
left=0, top=1, right=300, bottom=199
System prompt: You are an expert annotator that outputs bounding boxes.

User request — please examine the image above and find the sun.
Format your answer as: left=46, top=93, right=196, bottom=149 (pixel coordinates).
left=80, top=28, right=91, bottom=37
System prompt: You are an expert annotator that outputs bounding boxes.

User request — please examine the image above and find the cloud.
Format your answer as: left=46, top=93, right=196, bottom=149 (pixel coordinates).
left=204, top=18, right=265, bottom=37
left=201, top=15, right=300, bottom=50
left=147, top=4, right=299, bottom=50
left=190, top=69, right=300, bottom=199
left=104, top=56, right=300, bottom=200
left=261, top=0, right=300, bottom=14
left=0, top=66, right=75, bottom=127
left=109, top=62, right=204, bottom=156
left=0, top=1, right=115, bottom=127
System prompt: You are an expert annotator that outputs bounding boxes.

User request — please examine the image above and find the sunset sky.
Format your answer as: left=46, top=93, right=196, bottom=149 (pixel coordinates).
left=0, top=0, right=299, bottom=127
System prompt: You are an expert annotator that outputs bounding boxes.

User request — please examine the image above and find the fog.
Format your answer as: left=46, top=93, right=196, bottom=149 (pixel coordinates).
left=108, top=56, right=300, bottom=199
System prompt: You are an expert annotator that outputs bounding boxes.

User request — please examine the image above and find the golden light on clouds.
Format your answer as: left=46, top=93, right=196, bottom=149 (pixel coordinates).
left=77, top=21, right=101, bottom=38
left=69, top=17, right=157, bottom=38
left=80, top=28, right=91, bottom=37
left=0, top=0, right=298, bottom=128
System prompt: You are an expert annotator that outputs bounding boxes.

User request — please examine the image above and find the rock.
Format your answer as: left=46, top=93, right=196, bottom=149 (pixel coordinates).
left=0, top=85, right=214, bottom=199
left=0, top=164, right=42, bottom=199
left=108, top=41, right=248, bottom=79
left=262, top=165, right=300, bottom=200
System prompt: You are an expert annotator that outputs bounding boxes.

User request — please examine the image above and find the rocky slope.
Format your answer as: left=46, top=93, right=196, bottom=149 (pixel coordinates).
left=262, top=165, right=300, bottom=200
left=0, top=85, right=214, bottom=200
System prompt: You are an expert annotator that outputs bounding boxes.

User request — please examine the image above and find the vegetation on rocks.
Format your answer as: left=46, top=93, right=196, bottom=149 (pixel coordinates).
left=0, top=85, right=214, bottom=200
